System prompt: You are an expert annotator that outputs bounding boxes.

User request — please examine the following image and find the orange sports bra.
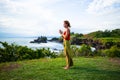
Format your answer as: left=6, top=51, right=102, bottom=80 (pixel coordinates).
left=63, top=31, right=70, bottom=40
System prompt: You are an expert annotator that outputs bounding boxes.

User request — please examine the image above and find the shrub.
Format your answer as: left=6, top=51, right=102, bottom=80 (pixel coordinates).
left=58, top=50, right=64, bottom=57
left=71, top=45, right=80, bottom=57
left=102, top=46, right=120, bottom=58
left=0, top=42, right=57, bottom=63
left=71, top=44, right=93, bottom=57
left=93, top=50, right=106, bottom=57
left=79, top=44, right=93, bottom=56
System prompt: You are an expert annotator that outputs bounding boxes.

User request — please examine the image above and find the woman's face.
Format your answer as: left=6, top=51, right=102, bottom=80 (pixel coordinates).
left=63, top=23, right=68, bottom=28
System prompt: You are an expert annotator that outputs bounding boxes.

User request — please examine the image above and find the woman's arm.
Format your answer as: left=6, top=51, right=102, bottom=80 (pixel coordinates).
left=61, top=29, right=70, bottom=39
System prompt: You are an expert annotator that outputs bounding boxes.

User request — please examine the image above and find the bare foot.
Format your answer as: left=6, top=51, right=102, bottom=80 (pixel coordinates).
left=64, top=66, right=70, bottom=70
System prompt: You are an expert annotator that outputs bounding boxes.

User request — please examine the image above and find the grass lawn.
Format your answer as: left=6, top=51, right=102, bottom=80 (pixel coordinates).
left=0, top=57, right=120, bottom=80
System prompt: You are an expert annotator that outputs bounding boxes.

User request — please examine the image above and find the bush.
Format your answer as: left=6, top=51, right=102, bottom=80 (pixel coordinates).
left=71, top=45, right=80, bottom=57
left=79, top=44, right=92, bottom=56
left=0, top=42, right=57, bottom=63
left=70, top=44, right=93, bottom=57
left=58, top=50, right=64, bottom=57
left=93, top=50, right=106, bottom=57
left=102, top=46, right=120, bottom=58
left=41, top=48, right=57, bottom=58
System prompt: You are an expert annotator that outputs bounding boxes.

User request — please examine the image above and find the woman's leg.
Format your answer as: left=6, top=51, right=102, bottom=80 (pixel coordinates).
left=64, top=41, right=68, bottom=68
left=66, top=41, right=73, bottom=66
left=65, top=48, right=72, bottom=68
left=66, top=51, right=71, bottom=67
left=70, top=57, right=73, bottom=66
left=67, top=51, right=73, bottom=67
left=66, top=52, right=69, bottom=67
left=64, top=40, right=73, bottom=69
left=64, top=46, right=71, bottom=69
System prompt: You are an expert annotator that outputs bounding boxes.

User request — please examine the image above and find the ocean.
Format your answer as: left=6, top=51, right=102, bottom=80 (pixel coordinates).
left=0, top=37, right=63, bottom=52
left=0, top=37, right=95, bottom=53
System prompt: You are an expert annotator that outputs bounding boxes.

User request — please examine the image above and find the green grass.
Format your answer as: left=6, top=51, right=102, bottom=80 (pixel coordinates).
left=0, top=57, right=120, bottom=80
left=94, top=38, right=120, bottom=42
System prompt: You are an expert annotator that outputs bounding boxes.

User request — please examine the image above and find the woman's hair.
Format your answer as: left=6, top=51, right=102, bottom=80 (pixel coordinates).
left=64, top=20, right=71, bottom=27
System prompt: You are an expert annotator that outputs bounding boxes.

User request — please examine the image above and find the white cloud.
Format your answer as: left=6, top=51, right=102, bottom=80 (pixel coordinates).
left=86, top=0, right=120, bottom=15
left=0, top=0, right=120, bottom=37
left=0, top=0, right=62, bottom=36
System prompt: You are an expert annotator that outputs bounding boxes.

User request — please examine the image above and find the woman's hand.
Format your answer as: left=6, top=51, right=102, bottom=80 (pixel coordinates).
left=59, top=29, right=63, bottom=35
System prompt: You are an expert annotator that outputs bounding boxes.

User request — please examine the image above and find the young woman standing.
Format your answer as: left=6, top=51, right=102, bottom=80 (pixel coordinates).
left=59, top=20, right=73, bottom=69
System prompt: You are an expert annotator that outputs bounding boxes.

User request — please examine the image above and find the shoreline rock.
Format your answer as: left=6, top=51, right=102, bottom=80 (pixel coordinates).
left=30, top=36, right=47, bottom=43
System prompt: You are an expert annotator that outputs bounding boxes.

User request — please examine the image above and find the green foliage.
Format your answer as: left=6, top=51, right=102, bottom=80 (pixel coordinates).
left=111, top=29, right=120, bottom=37
left=87, top=29, right=120, bottom=38
left=98, top=38, right=120, bottom=43
left=71, top=45, right=80, bottom=57
left=94, top=38, right=120, bottom=49
left=59, top=44, right=120, bottom=58
left=102, top=46, right=120, bottom=58
left=88, top=30, right=103, bottom=38
left=73, top=33, right=83, bottom=37
left=0, top=42, right=57, bottom=63
left=71, top=44, right=92, bottom=57
left=58, top=50, right=64, bottom=57
left=93, top=50, right=106, bottom=57
left=59, top=44, right=93, bottom=57
left=41, top=48, right=57, bottom=58
left=79, top=44, right=92, bottom=56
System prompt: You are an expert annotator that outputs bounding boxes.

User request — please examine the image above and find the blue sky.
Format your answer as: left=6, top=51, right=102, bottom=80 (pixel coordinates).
left=0, top=0, right=120, bottom=37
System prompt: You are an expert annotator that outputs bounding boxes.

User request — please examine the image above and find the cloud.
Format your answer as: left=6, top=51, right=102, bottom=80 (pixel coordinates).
left=86, top=0, right=120, bottom=15
left=0, top=0, right=120, bottom=37
left=0, top=0, right=61, bottom=36
left=82, top=0, right=120, bottom=32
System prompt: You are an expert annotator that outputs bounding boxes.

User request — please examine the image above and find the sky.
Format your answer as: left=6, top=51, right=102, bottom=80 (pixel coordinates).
left=0, top=0, right=120, bottom=37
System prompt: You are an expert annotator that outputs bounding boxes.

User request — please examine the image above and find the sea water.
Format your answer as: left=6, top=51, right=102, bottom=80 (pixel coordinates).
left=0, top=37, right=63, bottom=52
left=0, top=37, right=95, bottom=53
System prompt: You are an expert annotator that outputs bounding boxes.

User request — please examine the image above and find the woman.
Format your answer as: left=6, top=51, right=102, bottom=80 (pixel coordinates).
left=59, top=20, right=73, bottom=69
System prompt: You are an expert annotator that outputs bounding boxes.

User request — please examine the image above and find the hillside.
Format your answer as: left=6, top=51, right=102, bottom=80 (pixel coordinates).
left=85, top=29, right=120, bottom=38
